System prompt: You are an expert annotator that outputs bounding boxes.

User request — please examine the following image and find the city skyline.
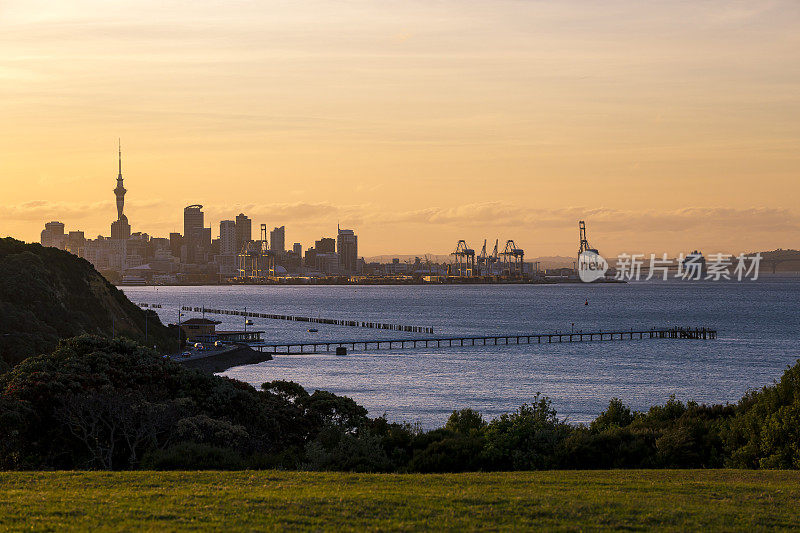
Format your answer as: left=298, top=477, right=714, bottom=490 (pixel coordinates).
left=2, top=1, right=800, bottom=256
left=18, top=142, right=799, bottom=259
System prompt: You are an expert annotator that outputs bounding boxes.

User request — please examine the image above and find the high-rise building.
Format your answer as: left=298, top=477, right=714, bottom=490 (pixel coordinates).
left=220, top=220, right=237, bottom=255
left=40, top=221, right=66, bottom=249
left=184, top=205, right=204, bottom=240
left=304, top=247, right=316, bottom=268
left=270, top=225, right=285, bottom=253
left=337, top=226, right=358, bottom=274
left=111, top=141, right=131, bottom=240
left=293, top=242, right=302, bottom=256
left=66, top=231, right=86, bottom=255
left=315, top=237, right=335, bottom=254
left=235, top=213, right=251, bottom=254
left=183, top=204, right=204, bottom=263
left=169, top=232, right=183, bottom=258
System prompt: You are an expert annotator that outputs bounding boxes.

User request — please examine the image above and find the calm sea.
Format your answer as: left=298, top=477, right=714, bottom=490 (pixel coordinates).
left=124, top=277, right=800, bottom=427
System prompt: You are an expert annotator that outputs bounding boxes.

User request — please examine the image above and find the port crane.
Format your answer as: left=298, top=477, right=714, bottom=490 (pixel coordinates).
left=500, top=240, right=525, bottom=278
left=450, top=240, right=476, bottom=277
left=578, top=220, right=598, bottom=256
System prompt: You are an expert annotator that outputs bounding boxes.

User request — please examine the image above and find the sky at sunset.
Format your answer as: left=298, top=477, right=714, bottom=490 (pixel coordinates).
left=1, top=0, right=798, bottom=257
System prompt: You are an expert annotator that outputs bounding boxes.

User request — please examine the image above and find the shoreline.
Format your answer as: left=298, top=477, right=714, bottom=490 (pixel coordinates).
left=117, top=272, right=800, bottom=288
left=118, top=278, right=627, bottom=287
left=179, top=344, right=273, bottom=374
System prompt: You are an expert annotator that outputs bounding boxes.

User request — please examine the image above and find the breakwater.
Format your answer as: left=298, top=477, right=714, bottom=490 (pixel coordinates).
left=176, top=305, right=435, bottom=334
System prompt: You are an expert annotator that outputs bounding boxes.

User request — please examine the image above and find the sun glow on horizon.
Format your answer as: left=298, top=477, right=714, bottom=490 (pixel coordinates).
left=2, top=0, right=799, bottom=256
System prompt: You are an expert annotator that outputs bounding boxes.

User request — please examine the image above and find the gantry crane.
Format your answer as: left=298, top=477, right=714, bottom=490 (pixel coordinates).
left=450, top=240, right=476, bottom=277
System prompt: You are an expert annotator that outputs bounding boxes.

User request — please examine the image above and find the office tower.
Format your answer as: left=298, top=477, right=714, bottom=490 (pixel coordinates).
left=184, top=205, right=204, bottom=240
left=304, top=247, right=316, bottom=268
left=40, top=221, right=66, bottom=249
left=293, top=242, right=302, bottom=256
left=183, top=204, right=204, bottom=263
left=220, top=220, right=237, bottom=255
left=110, top=141, right=131, bottom=239
left=235, top=213, right=251, bottom=253
left=270, top=225, right=285, bottom=253
left=66, top=231, right=86, bottom=255
left=169, top=232, right=183, bottom=258
left=337, top=226, right=358, bottom=273
left=315, top=237, right=335, bottom=254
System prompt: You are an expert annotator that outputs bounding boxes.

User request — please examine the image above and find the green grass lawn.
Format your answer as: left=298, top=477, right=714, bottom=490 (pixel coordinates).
left=1, top=470, right=798, bottom=531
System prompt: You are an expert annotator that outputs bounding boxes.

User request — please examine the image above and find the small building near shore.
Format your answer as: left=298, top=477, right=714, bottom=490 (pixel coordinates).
left=180, top=318, right=264, bottom=344
left=180, top=318, right=221, bottom=341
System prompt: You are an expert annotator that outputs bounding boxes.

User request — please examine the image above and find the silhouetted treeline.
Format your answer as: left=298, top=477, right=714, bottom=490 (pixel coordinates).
left=1, top=335, right=798, bottom=471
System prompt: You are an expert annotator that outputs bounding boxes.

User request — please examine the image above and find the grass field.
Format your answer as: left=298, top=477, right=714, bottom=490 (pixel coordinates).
left=1, top=470, right=798, bottom=531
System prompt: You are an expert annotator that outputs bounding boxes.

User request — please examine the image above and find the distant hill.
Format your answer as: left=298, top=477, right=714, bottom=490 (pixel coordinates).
left=755, top=249, right=800, bottom=273
left=0, top=238, right=176, bottom=370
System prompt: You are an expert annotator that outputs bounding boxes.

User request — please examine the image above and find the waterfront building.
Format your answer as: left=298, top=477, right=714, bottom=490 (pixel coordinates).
left=385, top=259, right=409, bottom=275
left=315, top=252, right=339, bottom=274
left=179, top=317, right=221, bottom=341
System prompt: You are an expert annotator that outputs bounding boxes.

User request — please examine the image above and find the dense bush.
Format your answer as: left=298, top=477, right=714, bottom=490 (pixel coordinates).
left=0, top=335, right=359, bottom=470
left=0, top=238, right=177, bottom=368
left=724, top=361, right=800, bottom=468
left=1, top=334, right=798, bottom=472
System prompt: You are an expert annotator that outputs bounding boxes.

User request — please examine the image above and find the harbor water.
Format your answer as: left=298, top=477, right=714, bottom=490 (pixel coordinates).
left=124, top=277, right=800, bottom=427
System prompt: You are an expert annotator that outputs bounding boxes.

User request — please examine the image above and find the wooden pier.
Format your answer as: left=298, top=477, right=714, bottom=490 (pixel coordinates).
left=252, top=326, right=717, bottom=355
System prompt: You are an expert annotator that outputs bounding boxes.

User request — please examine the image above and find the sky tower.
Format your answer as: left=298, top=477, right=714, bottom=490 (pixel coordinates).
left=114, top=139, right=126, bottom=219
left=110, top=140, right=131, bottom=239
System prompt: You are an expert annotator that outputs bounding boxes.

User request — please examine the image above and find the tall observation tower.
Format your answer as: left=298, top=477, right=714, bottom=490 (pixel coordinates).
left=110, top=140, right=131, bottom=239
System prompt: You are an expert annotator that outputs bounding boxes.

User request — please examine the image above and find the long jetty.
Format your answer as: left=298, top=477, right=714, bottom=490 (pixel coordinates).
left=176, top=305, right=435, bottom=334
left=252, top=326, right=717, bottom=355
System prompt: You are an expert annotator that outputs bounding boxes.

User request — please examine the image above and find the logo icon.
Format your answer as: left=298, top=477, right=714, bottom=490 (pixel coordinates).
left=578, top=250, right=608, bottom=283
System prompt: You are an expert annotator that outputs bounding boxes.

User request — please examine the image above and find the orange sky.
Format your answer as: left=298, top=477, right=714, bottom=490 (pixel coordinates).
left=1, top=1, right=798, bottom=257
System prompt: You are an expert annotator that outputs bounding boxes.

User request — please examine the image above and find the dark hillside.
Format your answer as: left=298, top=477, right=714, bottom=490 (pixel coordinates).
left=0, top=238, right=177, bottom=369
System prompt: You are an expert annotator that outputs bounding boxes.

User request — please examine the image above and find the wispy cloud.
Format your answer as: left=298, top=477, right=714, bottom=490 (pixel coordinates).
left=368, top=204, right=800, bottom=233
